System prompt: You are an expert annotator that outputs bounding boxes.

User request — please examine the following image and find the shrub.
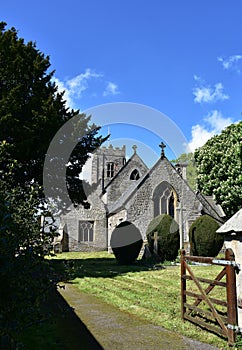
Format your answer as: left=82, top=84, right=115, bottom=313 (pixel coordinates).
left=189, top=215, right=224, bottom=257
left=110, top=221, right=143, bottom=265
left=146, top=214, right=179, bottom=263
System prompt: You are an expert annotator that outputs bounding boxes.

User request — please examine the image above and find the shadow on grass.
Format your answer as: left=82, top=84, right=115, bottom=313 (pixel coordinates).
left=50, top=256, right=152, bottom=283
left=19, top=288, right=104, bottom=350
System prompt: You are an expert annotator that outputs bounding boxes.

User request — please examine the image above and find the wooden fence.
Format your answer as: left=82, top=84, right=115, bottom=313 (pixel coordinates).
left=181, top=248, right=238, bottom=345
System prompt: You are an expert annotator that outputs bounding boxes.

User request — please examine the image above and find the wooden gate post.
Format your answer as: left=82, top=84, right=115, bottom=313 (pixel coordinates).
left=225, top=248, right=238, bottom=345
left=181, top=249, right=186, bottom=320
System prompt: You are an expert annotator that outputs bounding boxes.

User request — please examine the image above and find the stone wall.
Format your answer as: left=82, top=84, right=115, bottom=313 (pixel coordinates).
left=107, top=209, right=127, bottom=252
left=105, top=153, right=149, bottom=207
left=61, top=191, right=107, bottom=251
left=109, top=157, right=202, bottom=243
left=91, top=144, right=126, bottom=186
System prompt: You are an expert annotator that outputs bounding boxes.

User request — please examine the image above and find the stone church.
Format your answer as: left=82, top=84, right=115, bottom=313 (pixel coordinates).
left=56, top=142, right=225, bottom=253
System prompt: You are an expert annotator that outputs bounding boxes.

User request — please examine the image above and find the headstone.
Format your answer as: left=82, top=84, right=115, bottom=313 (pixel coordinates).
left=152, top=231, right=160, bottom=255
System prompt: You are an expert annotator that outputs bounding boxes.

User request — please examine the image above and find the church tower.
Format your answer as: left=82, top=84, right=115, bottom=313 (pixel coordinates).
left=91, top=144, right=126, bottom=187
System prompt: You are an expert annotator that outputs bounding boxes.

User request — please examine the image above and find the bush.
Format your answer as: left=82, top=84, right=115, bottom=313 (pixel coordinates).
left=111, top=221, right=143, bottom=265
left=146, top=214, right=179, bottom=263
left=189, top=215, right=224, bottom=257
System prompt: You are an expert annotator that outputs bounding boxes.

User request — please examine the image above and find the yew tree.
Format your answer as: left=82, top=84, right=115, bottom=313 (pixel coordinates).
left=0, top=22, right=105, bottom=345
left=195, top=121, right=242, bottom=218
left=0, top=22, right=105, bottom=195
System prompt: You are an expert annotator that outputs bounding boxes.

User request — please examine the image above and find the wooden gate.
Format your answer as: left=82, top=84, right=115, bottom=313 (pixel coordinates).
left=181, top=248, right=238, bottom=345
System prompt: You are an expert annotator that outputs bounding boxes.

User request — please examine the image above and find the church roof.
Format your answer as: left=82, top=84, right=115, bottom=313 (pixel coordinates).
left=217, top=209, right=242, bottom=234
left=108, top=155, right=225, bottom=223
left=108, top=155, right=173, bottom=214
left=195, top=192, right=226, bottom=223
left=108, top=172, right=149, bottom=214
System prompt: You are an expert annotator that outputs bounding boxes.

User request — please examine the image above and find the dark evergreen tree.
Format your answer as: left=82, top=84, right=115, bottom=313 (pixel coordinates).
left=0, top=22, right=106, bottom=345
left=146, top=214, right=179, bottom=263
left=0, top=22, right=106, bottom=202
left=189, top=215, right=224, bottom=257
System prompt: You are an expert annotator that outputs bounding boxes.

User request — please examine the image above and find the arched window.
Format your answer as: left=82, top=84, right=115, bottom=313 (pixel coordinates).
left=168, top=192, right=174, bottom=218
left=130, top=169, right=140, bottom=180
left=78, top=221, right=94, bottom=242
left=153, top=182, right=176, bottom=218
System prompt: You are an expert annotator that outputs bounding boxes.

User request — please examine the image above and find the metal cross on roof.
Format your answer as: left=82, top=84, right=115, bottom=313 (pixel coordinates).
left=159, top=142, right=166, bottom=158
left=132, top=145, right=137, bottom=154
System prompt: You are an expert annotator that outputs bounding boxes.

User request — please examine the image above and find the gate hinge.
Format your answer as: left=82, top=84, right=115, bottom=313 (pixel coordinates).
left=212, top=259, right=240, bottom=270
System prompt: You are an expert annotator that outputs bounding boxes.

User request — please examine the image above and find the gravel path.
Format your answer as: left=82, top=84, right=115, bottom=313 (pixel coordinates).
left=58, top=283, right=220, bottom=350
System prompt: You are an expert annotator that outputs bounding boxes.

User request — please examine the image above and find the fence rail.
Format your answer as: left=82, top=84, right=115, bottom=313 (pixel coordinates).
left=181, top=248, right=238, bottom=345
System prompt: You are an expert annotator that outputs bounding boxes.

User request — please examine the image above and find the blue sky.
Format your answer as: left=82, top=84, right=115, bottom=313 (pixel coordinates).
left=1, top=0, right=242, bottom=166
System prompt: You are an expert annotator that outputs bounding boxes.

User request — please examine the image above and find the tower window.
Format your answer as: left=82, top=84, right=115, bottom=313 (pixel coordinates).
left=130, top=169, right=140, bottom=180
left=107, top=162, right=114, bottom=177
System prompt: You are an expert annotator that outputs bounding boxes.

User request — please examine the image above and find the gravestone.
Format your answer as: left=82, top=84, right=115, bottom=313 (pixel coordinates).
left=152, top=232, right=160, bottom=255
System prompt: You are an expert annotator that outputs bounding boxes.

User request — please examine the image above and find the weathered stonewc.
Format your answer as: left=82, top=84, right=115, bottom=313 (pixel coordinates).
left=57, top=142, right=225, bottom=253
left=217, top=209, right=242, bottom=327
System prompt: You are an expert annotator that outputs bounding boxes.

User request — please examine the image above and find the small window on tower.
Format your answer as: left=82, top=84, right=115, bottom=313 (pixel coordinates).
left=107, top=162, right=114, bottom=177
left=130, top=169, right=140, bottom=180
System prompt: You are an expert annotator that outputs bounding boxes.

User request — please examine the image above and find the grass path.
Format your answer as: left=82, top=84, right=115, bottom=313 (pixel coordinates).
left=59, top=282, right=219, bottom=350
left=52, top=251, right=232, bottom=349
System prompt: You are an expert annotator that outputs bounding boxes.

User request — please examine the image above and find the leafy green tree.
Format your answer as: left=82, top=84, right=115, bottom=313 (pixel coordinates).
left=171, top=153, right=197, bottom=190
left=195, top=122, right=242, bottom=218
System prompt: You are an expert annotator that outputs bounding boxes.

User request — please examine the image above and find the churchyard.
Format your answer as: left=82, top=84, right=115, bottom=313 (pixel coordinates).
left=18, top=250, right=239, bottom=349
left=1, top=20, right=241, bottom=350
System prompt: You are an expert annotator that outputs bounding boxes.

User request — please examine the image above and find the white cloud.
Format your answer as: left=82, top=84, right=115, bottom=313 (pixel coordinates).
left=187, top=110, right=233, bottom=152
left=53, top=68, right=103, bottom=109
left=103, top=82, right=120, bottom=96
left=52, top=77, right=73, bottom=107
left=204, top=110, right=233, bottom=133
left=80, top=155, right=93, bottom=183
left=217, top=55, right=242, bottom=72
left=193, top=75, right=205, bottom=84
left=53, top=70, right=120, bottom=108
left=53, top=68, right=103, bottom=108
left=193, top=82, right=229, bottom=104
left=66, top=69, right=103, bottom=99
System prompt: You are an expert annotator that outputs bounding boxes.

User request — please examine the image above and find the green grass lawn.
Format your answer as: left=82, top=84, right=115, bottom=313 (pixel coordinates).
left=50, top=251, right=235, bottom=349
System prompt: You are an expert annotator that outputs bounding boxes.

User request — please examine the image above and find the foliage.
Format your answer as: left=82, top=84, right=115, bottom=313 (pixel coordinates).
left=110, top=221, right=143, bottom=265
left=189, top=215, right=224, bottom=257
left=146, top=214, right=179, bottom=262
left=0, top=22, right=106, bottom=346
left=171, top=152, right=197, bottom=190
left=195, top=122, right=242, bottom=218
left=0, top=22, right=106, bottom=209
left=0, top=143, right=58, bottom=346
